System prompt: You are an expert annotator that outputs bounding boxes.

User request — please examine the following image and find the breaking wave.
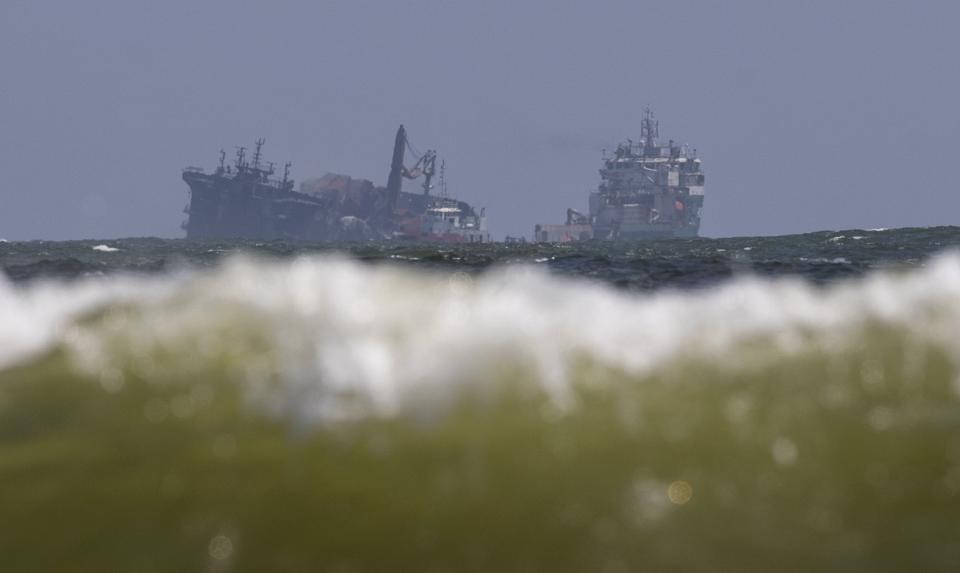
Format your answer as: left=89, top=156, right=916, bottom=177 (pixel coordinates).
left=4, top=254, right=960, bottom=570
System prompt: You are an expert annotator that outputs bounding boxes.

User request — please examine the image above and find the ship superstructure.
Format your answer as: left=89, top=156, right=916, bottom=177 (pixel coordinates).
left=535, top=109, right=704, bottom=241
left=181, top=139, right=321, bottom=239
left=181, top=126, right=488, bottom=242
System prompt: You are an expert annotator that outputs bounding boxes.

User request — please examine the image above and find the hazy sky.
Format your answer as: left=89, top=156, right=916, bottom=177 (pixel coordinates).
left=1, top=0, right=958, bottom=240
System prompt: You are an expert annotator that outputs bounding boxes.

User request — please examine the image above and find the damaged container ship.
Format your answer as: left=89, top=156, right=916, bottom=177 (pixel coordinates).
left=534, top=109, right=704, bottom=241
left=181, top=126, right=489, bottom=243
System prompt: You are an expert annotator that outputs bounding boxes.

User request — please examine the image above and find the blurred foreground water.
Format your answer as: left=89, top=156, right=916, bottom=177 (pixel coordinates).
left=3, top=229, right=960, bottom=570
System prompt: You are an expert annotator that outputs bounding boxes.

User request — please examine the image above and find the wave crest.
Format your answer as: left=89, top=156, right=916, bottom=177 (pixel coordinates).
left=3, top=253, right=960, bottom=422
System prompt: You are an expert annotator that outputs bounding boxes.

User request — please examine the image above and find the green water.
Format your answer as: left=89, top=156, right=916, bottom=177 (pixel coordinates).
left=4, top=331, right=959, bottom=571
left=3, top=251, right=960, bottom=570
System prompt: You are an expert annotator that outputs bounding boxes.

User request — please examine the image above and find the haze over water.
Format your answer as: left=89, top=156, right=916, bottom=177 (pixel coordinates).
left=2, top=1, right=960, bottom=240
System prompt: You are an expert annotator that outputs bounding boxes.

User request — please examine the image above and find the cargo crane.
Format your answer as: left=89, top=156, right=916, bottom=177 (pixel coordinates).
left=385, top=125, right=437, bottom=214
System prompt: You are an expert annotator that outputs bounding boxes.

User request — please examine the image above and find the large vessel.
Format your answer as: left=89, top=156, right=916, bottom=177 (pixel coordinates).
left=535, top=110, right=704, bottom=241
left=181, top=126, right=489, bottom=242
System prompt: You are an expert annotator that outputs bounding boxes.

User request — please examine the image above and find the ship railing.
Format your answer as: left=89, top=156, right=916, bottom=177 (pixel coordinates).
left=261, top=178, right=295, bottom=191
left=182, top=166, right=205, bottom=173
left=233, top=172, right=293, bottom=190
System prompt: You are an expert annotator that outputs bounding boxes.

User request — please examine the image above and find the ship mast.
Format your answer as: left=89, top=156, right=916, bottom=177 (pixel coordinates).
left=439, top=160, right=448, bottom=198
left=235, top=146, right=247, bottom=171
left=641, top=107, right=659, bottom=151
left=252, top=138, right=265, bottom=169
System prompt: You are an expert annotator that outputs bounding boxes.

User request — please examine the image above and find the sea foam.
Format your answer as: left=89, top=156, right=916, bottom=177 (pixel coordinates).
left=2, top=253, right=960, bottom=421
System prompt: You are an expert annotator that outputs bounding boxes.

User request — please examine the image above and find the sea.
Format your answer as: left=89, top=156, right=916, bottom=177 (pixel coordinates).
left=3, top=227, right=960, bottom=571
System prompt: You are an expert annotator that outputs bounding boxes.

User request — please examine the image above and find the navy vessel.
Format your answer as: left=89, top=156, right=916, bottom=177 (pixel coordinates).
left=535, top=110, right=704, bottom=241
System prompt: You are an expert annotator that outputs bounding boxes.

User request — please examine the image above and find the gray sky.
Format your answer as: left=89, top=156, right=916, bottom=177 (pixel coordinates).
left=1, top=0, right=958, bottom=240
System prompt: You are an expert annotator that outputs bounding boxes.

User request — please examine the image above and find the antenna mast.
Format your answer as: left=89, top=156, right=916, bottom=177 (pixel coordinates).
left=421, top=150, right=437, bottom=195
left=641, top=107, right=658, bottom=149
left=439, top=160, right=447, bottom=198
left=235, top=146, right=246, bottom=171
left=253, top=138, right=265, bottom=169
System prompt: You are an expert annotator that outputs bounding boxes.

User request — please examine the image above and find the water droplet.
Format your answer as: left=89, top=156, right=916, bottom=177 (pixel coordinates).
left=628, top=478, right=671, bottom=523
left=667, top=481, right=693, bottom=505
left=868, top=407, right=895, bottom=431
left=771, top=437, right=799, bottom=467
left=208, top=534, right=234, bottom=561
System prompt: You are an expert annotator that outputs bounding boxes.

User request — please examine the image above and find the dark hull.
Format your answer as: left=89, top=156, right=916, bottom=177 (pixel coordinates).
left=183, top=171, right=341, bottom=240
left=183, top=171, right=481, bottom=241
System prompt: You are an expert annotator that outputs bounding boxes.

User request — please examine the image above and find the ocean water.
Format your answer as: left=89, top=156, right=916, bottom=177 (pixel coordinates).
left=3, top=227, right=960, bottom=571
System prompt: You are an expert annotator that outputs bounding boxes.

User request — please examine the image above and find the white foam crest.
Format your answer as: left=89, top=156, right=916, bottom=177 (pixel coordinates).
left=0, top=273, right=180, bottom=372
left=3, top=254, right=960, bottom=421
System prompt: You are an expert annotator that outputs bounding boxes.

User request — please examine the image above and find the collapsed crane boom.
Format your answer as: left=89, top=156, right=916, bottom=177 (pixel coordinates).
left=386, top=125, right=408, bottom=214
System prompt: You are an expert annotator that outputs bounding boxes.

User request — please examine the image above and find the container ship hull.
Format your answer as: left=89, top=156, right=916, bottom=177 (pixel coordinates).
left=181, top=127, right=489, bottom=243
left=182, top=171, right=337, bottom=240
